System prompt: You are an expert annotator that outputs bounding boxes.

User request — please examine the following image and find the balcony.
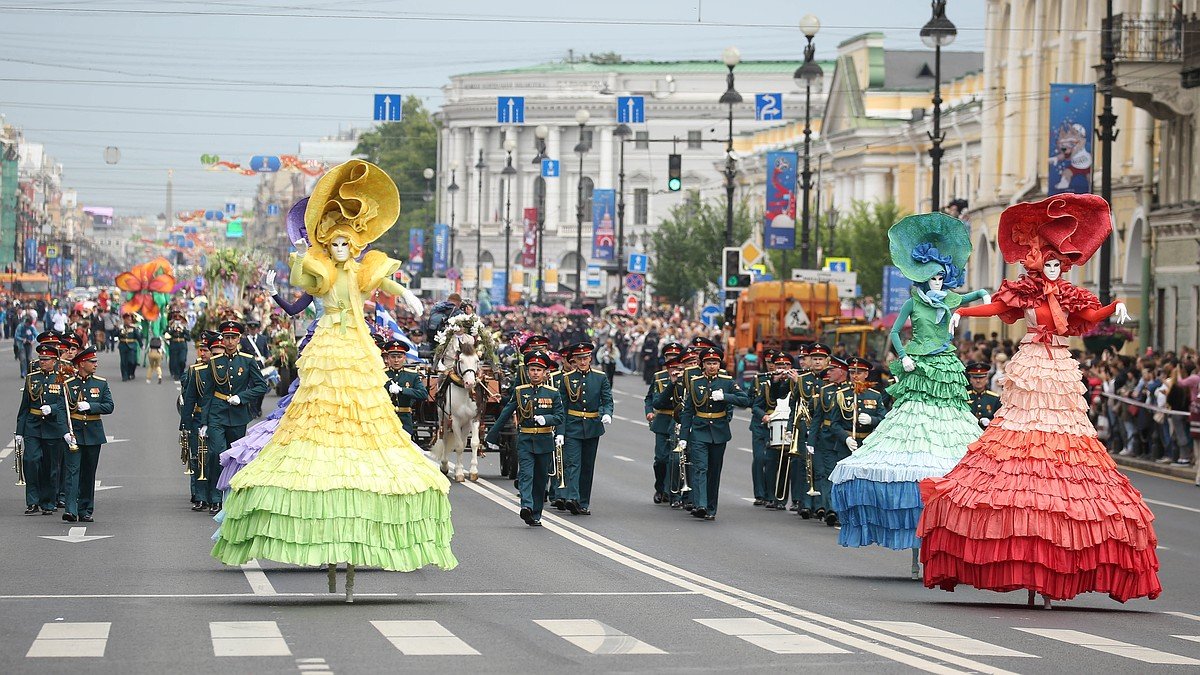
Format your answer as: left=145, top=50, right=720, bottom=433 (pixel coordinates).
left=1100, top=13, right=1196, bottom=119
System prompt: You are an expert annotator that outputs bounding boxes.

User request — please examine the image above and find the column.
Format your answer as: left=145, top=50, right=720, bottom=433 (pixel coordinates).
left=546, top=125, right=562, bottom=232
left=599, top=126, right=614, bottom=188
left=470, top=127, right=488, bottom=232
left=862, top=168, right=889, bottom=202
left=998, top=5, right=1022, bottom=196
left=451, top=127, right=467, bottom=229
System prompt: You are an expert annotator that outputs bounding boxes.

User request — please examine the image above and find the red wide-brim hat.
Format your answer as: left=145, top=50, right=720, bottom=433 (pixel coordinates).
left=998, top=193, right=1111, bottom=267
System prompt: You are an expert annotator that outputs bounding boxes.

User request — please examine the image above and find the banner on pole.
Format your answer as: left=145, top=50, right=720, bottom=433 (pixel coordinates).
left=521, top=207, right=538, bottom=268
left=591, top=188, right=616, bottom=260
left=491, top=270, right=507, bottom=305
left=764, top=151, right=798, bottom=250
left=407, top=228, right=424, bottom=275
left=1048, top=83, right=1095, bottom=196
left=881, top=265, right=913, bottom=315
left=432, top=223, right=450, bottom=274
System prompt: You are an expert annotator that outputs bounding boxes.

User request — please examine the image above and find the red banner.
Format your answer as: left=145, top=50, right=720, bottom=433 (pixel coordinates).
left=521, top=207, right=538, bottom=268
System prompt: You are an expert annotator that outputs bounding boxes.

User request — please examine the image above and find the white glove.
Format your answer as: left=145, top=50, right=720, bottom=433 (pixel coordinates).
left=199, top=425, right=208, bottom=438
left=39, top=405, right=52, bottom=415
left=534, top=415, right=546, bottom=425
left=857, top=412, right=872, bottom=425
left=845, top=437, right=859, bottom=451
left=980, top=417, right=991, bottom=428
left=677, top=440, right=687, bottom=451
left=710, top=389, right=724, bottom=401
left=555, top=435, right=565, bottom=447
left=64, top=433, right=76, bottom=446
left=806, top=444, right=815, bottom=455
left=227, top=394, right=241, bottom=406
left=981, top=291, right=992, bottom=305
left=948, top=314, right=961, bottom=333
left=388, top=383, right=401, bottom=394
left=293, top=239, right=309, bottom=256
left=263, top=269, right=278, bottom=295
left=77, top=401, right=90, bottom=412
left=486, top=441, right=499, bottom=450
left=1114, top=302, right=1130, bottom=324
left=601, top=414, right=611, bottom=425
left=399, top=286, right=424, bottom=317
left=901, top=356, right=915, bottom=372
left=14, top=434, right=23, bottom=445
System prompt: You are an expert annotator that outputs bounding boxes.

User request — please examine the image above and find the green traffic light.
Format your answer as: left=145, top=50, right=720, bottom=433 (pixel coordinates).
left=668, top=178, right=681, bottom=191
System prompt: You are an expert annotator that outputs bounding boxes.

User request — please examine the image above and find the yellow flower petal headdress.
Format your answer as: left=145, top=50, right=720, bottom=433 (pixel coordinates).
left=305, top=159, right=400, bottom=253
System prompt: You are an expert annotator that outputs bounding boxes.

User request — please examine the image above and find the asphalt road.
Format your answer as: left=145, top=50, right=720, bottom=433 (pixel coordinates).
left=2, top=348, right=1199, bottom=674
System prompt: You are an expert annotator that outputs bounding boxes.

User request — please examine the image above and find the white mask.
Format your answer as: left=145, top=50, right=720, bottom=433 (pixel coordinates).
left=1042, top=259, right=1062, bottom=281
left=927, top=273, right=945, bottom=292
left=330, top=236, right=351, bottom=262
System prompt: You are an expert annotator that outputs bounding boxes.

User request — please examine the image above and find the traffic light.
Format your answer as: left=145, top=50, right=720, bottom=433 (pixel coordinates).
left=722, top=247, right=750, bottom=289
left=667, top=153, right=682, bottom=192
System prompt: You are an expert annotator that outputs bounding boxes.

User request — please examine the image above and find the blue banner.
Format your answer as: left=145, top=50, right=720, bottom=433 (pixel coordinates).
left=1048, top=83, right=1095, bottom=196
left=491, top=270, right=507, bottom=306
left=591, top=188, right=616, bottom=260
left=23, top=237, right=37, bottom=272
left=408, top=228, right=425, bottom=275
left=764, top=151, right=798, bottom=250
left=881, top=265, right=913, bottom=316
left=432, top=223, right=450, bottom=274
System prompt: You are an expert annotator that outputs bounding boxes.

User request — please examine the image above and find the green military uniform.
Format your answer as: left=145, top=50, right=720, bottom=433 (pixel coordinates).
left=117, top=323, right=142, bottom=381
left=645, top=368, right=677, bottom=502
left=16, top=362, right=69, bottom=513
left=486, top=370, right=564, bottom=524
left=179, top=355, right=210, bottom=506
left=198, top=346, right=269, bottom=510
left=809, top=382, right=886, bottom=518
left=166, top=318, right=190, bottom=381
left=790, top=369, right=824, bottom=511
left=749, top=368, right=779, bottom=505
left=558, top=347, right=613, bottom=514
left=968, top=388, right=1001, bottom=427
left=386, top=365, right=429, bottom=437
left=678, top=353, right=750, bottom=519
left=63, top=368, right=114, bottom=520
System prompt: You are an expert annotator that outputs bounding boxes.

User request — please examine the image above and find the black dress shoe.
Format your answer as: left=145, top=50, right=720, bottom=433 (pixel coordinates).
left=41, top=508, right=55, bottom=515
left=566, top=500, right=581, bottom=515
left=824, top=511, right=840, bottom=527
left=529, top=520, right=542, bottom=527
left=191, top=502, right=208, bottom=512
left=752, top=499, right=765, bottom=506
left=519, top=507, right=534, bottom=525
left=683, top=503, right=694, bottom=512
left=209, top=504, right=221, bottom=514
left=815, top=508, right=827, bottom=518
left=552, top=499, right=566, bottom=511
left=704, top=514, right=715, bottom=521
left=56, top=500, right=66, bottom=509
left=653, top=491, right=663, bottom=504
left=789, top=503, right=800, bottom=512
left=691, top=507, right=708, bottom=518
left=578, top=508, right=591, bottom=516
left=80, top=515, right=94, bottom=523
left=24, top=505, right=39, bottom=515
left=798, top=508, right=811, bottom=519
left=62, top=513, right=77, bottom=522
left=669, top=501, right=682, bottom=509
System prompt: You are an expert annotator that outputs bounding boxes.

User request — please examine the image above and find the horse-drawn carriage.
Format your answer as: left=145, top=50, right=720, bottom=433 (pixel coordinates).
left=409, top=361, right=519, bottom=480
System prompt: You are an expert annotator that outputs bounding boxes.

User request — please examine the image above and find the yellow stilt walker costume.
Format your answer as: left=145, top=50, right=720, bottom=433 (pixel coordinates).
left=211, top=161, right=457, bottom=584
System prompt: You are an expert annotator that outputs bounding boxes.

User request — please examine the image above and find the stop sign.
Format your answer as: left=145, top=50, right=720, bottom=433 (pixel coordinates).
left=624, top=294, right=639, bottom=316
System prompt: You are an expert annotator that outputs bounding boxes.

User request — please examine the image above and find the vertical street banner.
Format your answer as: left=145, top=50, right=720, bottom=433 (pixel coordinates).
left=764, top=151, right=798, bottom=250
left=23, top=237, right=38, bottom=272
left=881, top=265, right=913, bottom=315
left=521, top=207, right=538, bottom=267
left=491, top=269, right=507, bottom=306
left=432, top=223, right=450, bottom=274
left=407, top=228, right=424, bottom=275
left=1048, top=83, right=1095, bottom=196
left=591, top=188, right=616, bottom=260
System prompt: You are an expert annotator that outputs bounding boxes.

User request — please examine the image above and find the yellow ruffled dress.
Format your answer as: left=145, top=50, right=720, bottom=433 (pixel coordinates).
left=211, top=249, right=457, bottom=571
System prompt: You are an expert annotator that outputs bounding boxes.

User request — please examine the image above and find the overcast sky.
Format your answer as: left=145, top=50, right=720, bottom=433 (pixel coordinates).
left=1, top=0, right=987, bottom=217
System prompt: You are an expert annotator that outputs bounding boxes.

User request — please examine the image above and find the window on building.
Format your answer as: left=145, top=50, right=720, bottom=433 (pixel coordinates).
left=579, top=177, right=595, bottom=221
left=633, top=188, right=649, bottom=225
left=498, top=129, right=507, bottom=149
left=687, top=130, right=702, bottom=149
left=635, top=131, right=649, bottom=149
left=579, top=128, right=594, bottom=150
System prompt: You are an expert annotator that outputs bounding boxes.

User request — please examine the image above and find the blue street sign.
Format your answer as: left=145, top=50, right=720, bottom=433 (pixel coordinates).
left=624, top=273, right=645, bottom=292
left=204, top=210, right=225, bottom=221
left=249, top=155, right=281, bottom=173
left=225, top=202, right=237, bottom=214
left=755, top=93, right=783, bottom=121
left=700, top=304, right=722, bottom=327
left=266, top=203, right=281, bottom=216
left=616, top=96, right=645, bottom=124
left=373, top=94, right=402, bottom=121
left=541, top=159, right=560, bottom=178
left=497, top=96, right=525, bottom=123
left=627, top=253, right=648, bottom=274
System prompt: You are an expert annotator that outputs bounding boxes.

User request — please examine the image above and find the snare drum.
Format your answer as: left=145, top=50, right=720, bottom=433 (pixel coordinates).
left=768, top=417, right=790, bottom=449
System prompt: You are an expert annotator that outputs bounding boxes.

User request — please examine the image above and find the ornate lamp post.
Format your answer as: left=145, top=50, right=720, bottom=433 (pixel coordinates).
left=719, top=46, right=742, bottom=248
left=474, top=149, right=487, bottom=301
left=920, top=0, right=957, bottom=212
left=532, top=125, right=549, bottom=304
left=501, top=138, right=517, bottom=305
left=794, top=14, right=823, bottom=270
left=573, top=108, right=591, bottom=306
left=446, top=161, right=459, bottom=278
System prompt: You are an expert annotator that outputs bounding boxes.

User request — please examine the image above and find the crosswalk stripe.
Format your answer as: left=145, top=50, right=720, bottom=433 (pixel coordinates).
left=210, top=621, right=292, bottom=656
left=535, top=619, right=666, bottom=654
left=1173, top=636, right=1200, bottom=644
left=858, top=621, right=1035, bottom=658
left=1015, top=628, right=1200, bottom=665
left=1167, top=611, right=1200, bottom=623
left=26, top=622, right=110, bottom=658
left=371, top=620, right=479, bottom=656
left=695, top=618, right=848, bottom=655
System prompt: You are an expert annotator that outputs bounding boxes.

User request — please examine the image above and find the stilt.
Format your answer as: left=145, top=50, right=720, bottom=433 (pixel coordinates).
left=910, top=547, right=921, bottom=580
left=345, top=564, right=355, bottom=604
left=327, top=564, right=337, bottom=593
left=1026, top=589, right=1036, bottom=607
left=1026, top=589, right=1051, bottom=609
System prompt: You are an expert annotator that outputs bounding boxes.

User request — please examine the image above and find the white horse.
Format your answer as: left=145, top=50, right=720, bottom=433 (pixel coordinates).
left=429, top=333, right=481, bottom=482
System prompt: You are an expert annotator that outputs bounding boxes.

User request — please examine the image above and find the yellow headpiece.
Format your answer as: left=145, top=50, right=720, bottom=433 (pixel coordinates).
left=305, top=159, right=399, bottom=253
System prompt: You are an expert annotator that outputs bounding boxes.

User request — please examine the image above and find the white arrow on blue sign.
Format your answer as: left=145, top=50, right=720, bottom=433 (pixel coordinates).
left=225, top=202, right=237, bottom=214
left=755, top=93, right=783, bottom=121
left=541, top=159, right=560, bottom=178
left=700, top=304, right=722, bottom=326
left=266, top=203, right=281, bottom=216
left=616, top=96, right=645, bottom=124
left=627, top=253, right=648, bottom=274
left=373, top=94, right=402, bottom=121
left=498, top=96, right=525, bottom=123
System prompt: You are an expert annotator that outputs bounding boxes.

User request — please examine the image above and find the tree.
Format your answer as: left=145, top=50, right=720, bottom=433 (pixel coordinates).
left=354, top=96, right=439, bottom=264
left=650, top=194, right=753, bottom=305
left=833, top=200, right=907, bottom=298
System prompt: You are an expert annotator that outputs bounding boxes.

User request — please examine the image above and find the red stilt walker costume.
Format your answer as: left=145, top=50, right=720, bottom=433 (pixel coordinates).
left=917, top=194, right=1161, bottom=604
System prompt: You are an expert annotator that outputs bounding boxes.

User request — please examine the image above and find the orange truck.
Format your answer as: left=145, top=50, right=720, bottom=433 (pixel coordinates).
left=0, top=273, right=53, bottom=303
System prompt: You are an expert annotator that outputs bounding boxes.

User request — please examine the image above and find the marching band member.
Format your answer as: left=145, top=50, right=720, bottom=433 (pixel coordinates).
left=117, top=312, right=143, bottom=382
left=749, top=350, right=780, bottom=507
left=790, top=342, right=828, bottom=513
left=166, top=309, right=191, bottom=382
left=763, top=351, right=805, bottom=510
left=180, top=331, right=215, bottom=509
left=965, top=361, right=1001, bottom=428
left=806, top=356, right=852, bottom=525
left=678, top=347, right=750, bottom=521
left=486, top=351, right=564, bottom=526
left=383, top=340, right=428, bottom=438
left=63, top=346, right=114, bottom=523
left=557, top=342, right=613, bottom=515
left=16, top=343, right=69, bottom=515
left=645, top=342, right=684, bottom=504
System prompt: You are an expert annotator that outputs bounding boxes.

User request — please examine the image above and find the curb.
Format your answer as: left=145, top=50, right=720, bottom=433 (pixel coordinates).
left=1112, top=453, right=1197, bottom=481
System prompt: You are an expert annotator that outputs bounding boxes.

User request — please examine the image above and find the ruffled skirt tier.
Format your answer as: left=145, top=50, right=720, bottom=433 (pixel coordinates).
left=211, top=319, right=457, bottom=572
left=917, top=342, right=1160, bottom=602
left=216, top=384, right=296, bottom=492
left=830, top=352, right=979, bottom=550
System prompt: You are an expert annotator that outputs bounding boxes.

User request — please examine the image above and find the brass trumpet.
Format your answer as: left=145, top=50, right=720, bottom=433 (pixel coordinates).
left=675, top=424, right=690, bottom=494
left=197, top=432, right=208, bottom=482
left=181, top=430, right=194, bottom=475
left=14, top=436, right=26, bottom=486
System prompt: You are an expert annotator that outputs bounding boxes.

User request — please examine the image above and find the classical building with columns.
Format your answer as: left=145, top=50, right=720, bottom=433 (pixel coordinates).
left=435, top=58, right=829, bottom=303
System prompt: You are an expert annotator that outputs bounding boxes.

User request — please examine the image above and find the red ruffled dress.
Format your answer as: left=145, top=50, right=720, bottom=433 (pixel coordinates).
left=916, top=277, right=1161, bottom=602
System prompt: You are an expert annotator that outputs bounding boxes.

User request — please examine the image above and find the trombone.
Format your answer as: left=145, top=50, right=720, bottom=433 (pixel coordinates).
left=674, top=424, right=690, bottom=494
left=14, top=436, right=26, bottom=486
left=549, top=435, right=566, bottom=489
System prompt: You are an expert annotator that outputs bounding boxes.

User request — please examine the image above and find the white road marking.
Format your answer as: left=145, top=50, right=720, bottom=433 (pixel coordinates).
left=859, top=621, right=1036, bottom=658
left=40, top=526, right=112, bottom=544
left=535, top=619, right=666, bottom=655
left=211, top=621, right=292, bottom=656
left=1144, top=498, right=1200, bottom=514
left=94, top=480, right=122, bottom=491
left=738, top=446, right=752, bottom=453
left=1014, top=628, right=1200, bottom=665
left=1167, top=611, right=1200, bottom=622
left=613, top=414, right=649, bottom=428
left=696, top=617, right=848, bottom=654
left=26, top=622, right=110, bottom=658
left=241, top=559, right=278, bottom=596
left=740, top=498, right=755, bottom=503
left=1173, top=636, right=1200, bottom=644
left=0, top=445, right=12, bottom=461
left=103, top=435, right=129, bottom=444
left=372, top=620, right=480, bottom=656
left=612, top=455, right=635, bottom=462
left=465, top=476, right=1014, bottom=675
left=0, top=590, right=697, bottom=600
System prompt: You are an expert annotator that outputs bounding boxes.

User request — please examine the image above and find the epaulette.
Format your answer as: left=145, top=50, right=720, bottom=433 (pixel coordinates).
left=986, top=390, right=998, bottom=396
left=194, top=364, right=209, bottom=371
left=92, top=376, right=107, bottom=382
left=717, top=374, right=733, bottom=380
left=239, top=351, right=255, bottom=359
left=515, top=383, right=531, bottom=392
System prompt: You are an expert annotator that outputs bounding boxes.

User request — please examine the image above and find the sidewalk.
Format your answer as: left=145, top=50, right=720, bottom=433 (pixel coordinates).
left=1112, top=452, right=1198, bottom=482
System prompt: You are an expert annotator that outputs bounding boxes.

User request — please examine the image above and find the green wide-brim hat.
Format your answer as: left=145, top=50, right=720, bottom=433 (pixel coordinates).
left=888, top=212, right=972, bottom=285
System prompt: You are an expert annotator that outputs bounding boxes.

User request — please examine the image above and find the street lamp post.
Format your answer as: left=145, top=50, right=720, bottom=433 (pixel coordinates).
left=614, top=123, right=631, bottom=302
left=1097, top=0, right=1118, bottom=305
left=532, top=125, right=549, bottom=304
left=719, top=46, right=743, bottom=249
left=474, top=149, right=487, bottom=303
left=573, top=109, right=591, bottom=307
left=794, top=15, right=823, bottom=271
left=446, top=161, right=459, bottom=278
left=501, top=138, right=517, bottom=306
left=921, top=0, right=957, bottom=212
left=422, top=167, right=434, bottom=277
